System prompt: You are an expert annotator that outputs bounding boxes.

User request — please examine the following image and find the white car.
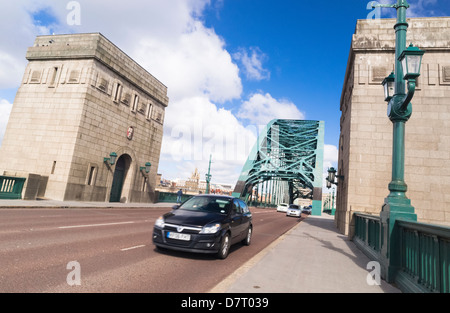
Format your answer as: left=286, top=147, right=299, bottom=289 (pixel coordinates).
left=286, top=204, right=302, bottom=217
left=277, top=203, right=289, bottom=212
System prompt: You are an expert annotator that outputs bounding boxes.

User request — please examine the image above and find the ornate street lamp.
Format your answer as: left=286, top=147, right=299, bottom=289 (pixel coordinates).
left=373, top=0, right=424, bottom=282
left=382, top=72, right=395, bottom=102
left=326, top=167, right=343, bottom=189
left=399, top=44, right=425, bottom=80
left=140, top=162, right=152, bottom=175
left=103, top=152, right=117, bottom=166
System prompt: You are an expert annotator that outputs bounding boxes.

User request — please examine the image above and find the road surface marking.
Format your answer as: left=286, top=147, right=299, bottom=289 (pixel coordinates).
left=58, top=221, right=135, bottom=229
left=121, top=245, right=146, bottom=251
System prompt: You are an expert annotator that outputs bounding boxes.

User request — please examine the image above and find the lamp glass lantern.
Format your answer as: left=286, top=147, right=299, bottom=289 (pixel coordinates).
left=398, top=44, right=425, bottom=80
left=382, top=72, right=395, bottom=102
left=327, top=167, right=337, bottom=183
left=104, top=152, right=118, bottom=166
left=145, top=162, right=151, bottom=174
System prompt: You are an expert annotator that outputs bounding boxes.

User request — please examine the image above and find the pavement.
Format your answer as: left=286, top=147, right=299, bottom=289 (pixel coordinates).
left=0, top=199, right=401, bottom=293
left=211, top=213, right=401, bottom=293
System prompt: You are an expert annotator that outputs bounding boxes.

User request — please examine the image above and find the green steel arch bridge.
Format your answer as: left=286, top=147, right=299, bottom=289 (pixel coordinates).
left=232, top=119, right=324, bottom=216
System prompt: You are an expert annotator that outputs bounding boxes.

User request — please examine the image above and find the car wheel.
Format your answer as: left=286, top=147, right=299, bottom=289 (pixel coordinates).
left=217, top=233, right=230, bottom=259
left=242, top=226, right=252, bottom=246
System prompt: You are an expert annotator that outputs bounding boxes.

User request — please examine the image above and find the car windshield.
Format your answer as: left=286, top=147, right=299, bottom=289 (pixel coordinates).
left=289, top=205, right=299, bottom=209
left=179, top=196, right=232, bottom=214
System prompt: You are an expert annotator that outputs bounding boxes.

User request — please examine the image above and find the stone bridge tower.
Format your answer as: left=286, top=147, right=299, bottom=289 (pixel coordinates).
left=0, top=33, right=169, bottom=203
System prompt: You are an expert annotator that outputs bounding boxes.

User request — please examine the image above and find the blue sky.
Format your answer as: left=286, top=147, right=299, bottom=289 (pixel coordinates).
left=0, top=0, right=449, bottom=186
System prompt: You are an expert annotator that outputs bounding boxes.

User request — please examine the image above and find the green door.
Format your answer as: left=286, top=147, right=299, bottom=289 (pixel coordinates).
left=110, top=156, right=126, bottom=202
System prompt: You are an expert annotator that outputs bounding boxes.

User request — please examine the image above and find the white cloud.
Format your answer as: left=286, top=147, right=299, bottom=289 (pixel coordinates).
left=0, top=99, right=13, bottom=143
left=160, top=96, right=257, bottom=184
left=233, top=47, right=270, bottom=81
left=323, top=144, right=338, bottom=169
left=135, top=21, right=242, bottom=104
left=237, top=93, right=305, bottom=126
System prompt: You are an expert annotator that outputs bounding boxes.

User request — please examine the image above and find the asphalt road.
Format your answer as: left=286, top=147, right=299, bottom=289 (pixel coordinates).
left=0, top=207, right=302, bottom=293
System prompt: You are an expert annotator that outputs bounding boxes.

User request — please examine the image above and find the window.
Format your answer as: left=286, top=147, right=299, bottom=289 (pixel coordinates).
left=146, top=103, right=153, bottom=120
left=233, top=199, right=243, bottom=214
left=113, top=83, right=122, bottom=102
left=132, top=95, right=139, bottom=112
left=86, top=165, right=97, bottom=186
left=238, top=199, right=249, bottom=213
left=51, top=161, right=57, bottom=175
left=49, top=67, right=59, bottom=87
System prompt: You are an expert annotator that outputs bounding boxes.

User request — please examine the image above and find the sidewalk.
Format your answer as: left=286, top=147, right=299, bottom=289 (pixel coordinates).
left=211, top=214, right=401, bottom=293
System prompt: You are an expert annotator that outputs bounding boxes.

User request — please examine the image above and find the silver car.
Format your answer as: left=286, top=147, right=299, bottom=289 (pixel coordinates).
left=286, top=204, right=301, bottom=217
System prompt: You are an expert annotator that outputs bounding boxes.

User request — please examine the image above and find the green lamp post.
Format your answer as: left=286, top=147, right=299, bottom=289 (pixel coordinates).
left=374, top=0, right=425, bottom=282
left=205, top=155, right=212, bottom=195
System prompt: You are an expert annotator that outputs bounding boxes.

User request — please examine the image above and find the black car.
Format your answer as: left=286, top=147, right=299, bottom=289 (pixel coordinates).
left=152, top=195, right=253, bottom=259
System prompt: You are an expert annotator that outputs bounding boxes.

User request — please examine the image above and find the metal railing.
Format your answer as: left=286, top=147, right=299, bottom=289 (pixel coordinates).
left=354, top=212, right=382, bottom=253
left=353, top=211, right=450, bottom=293
left=0, top=176, right=26, bottom=200
left=157, top=192, right=192, bottom=203
left=397, top=219, right=450, bottom=293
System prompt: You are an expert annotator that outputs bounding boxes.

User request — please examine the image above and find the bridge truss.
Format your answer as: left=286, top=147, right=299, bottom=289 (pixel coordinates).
left=232, top=119, right=324, bottom=215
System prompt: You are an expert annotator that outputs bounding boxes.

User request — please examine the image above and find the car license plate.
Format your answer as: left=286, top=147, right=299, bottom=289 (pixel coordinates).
left=167, top=232, right=191, bottom=241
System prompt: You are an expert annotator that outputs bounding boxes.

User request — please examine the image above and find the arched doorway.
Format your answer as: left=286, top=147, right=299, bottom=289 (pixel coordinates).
left=109, top=154, right=131, bottom=202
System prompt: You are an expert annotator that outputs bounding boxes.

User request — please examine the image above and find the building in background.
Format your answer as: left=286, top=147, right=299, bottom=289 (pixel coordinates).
left=0, top=33, right=168, bottom=203
left=337, top=17, right=450, bottom=236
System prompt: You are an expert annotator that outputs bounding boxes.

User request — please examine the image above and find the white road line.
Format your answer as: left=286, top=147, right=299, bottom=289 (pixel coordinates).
left=120, top=245, right=146, bottom=251
left=58, top=221, right=135, bottom=229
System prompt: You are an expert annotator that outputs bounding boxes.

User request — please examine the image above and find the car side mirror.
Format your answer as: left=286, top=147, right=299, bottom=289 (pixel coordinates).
left=172, top=205, right=180, bottom=210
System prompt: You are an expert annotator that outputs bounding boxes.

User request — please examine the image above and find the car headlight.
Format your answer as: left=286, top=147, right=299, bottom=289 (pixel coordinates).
left=200, top=223, right=221, bottom=234
left=155, top=216, right=165, bottom=228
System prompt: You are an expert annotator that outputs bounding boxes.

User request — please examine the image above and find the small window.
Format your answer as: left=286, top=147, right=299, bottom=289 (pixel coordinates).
left=49, top=67, right=59, bottom=87
left=146, top=103, right=153, bottom=120
left=51, top=161, right=57, bottom=174
left=132, top=95, right=139, bottom=112
left=113, top=83, right=122, bottom=102
left=86, top=166, right=97, bottom=186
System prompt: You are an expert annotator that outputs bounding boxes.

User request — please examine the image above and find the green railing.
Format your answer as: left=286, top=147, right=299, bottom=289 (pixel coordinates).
left=396, top=219, right=450, bottom=293
left=354, top=213, right=382, bottom=254
left=157, top=192, right=192, bottom=203
left=353, top=211, right=450, bottom=293
left=0, top=176, right=26, bottom=200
